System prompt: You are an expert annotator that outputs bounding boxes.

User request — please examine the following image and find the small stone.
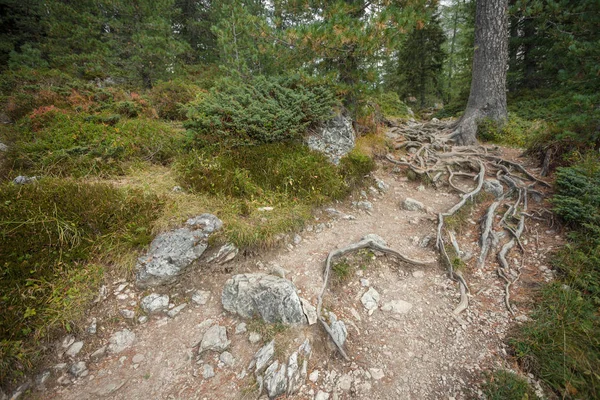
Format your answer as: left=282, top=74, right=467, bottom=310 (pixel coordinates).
left=309, top=370, right=319, bottom=383
left=120, top=309, right=135, bottom=319
left=202, top=364, right=215, bottom=379
left=107, top=329, right=135, bottom=354
left=324, top=208, right=342, bottom=217
left=167, top=303, right=187, bottom=318
left=140, top=293, right=169, bottom=314
left=483, top=179, right=504, bottom=199
left=69, top=361, right=88, bottom=377
left=0, top=142, right=7, bottom=152
left=235, top=322, right=247, bottom=334
left=315, top=390, right=330, bottom=400
left=402, top=198, right=425, bottom=212
left=257, top=206, right=274, bottom=212
left=61, top=335, right=75, bottom=349
left=374, top=178, right=389, bottom=192
left=338, top=374, right=352, bottom=391
left=219, top=351, right=235, bottom=367
left=353, top=201, right=373, bottom=211
left=330, top=319, right=348, bottom=346
left=382, top=300, right=413, bottom=314
left=264, top=361, right=288, bottom=398
left=369, top=368, right=385, bottom=380
left=35, top=370, right=51, bottom=389
left=94, top=285, right=108, bottom=303
left=138, top=315, right=148, bottom=324
left=132, top=354, right=145, bottom=364
left=360, top=287, right=380, bottom=311
left=253, top=340, right=275, bottom=372
left=172, top=186, right=183, bottom=193
left=191, top=290, right=211, bottom=305
left=9, top=381, right=31, bottom=398
left=412, top=270, right=425, bottom=278
left=360, top=278, right=370, bottom=287
left=293, top=234, right=302, bottom=245
left=87, top=318, right=97, bottom=334
left=12, top=175, right=36, bottom=185
left=65, top=341, right=84, bottom=357
left=198, top=325, right=230, bottom=354
left=90, top=346, right=107, bottom=362
left=249, top=332, right=262, bottom=344
left=300, top=298, right=318, bottom=325
left=53, top=363, right=68, bottom=371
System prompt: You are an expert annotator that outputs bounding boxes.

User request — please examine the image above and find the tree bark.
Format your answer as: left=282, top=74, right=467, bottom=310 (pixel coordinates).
left=451, top=0, right=508, bottom=145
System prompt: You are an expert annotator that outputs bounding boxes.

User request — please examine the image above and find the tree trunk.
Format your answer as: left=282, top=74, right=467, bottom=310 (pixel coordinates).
left=451, top=0, right=508, bottom=145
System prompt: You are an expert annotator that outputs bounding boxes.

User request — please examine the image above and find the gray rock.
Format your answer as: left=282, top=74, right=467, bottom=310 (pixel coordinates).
left=12, top=176, right=36, bottom=185
left=402, top=198, right=425, bottom=211
left=191, top=290, right=210, bottom=305
left=382, top=300, right=413, bottom=314
left=138, top=316, right=148, bottom=324
left=202, top=364, right=215, bottom=379
left=167, top=303, right=187, bottom=318
left=87, top=318, right=97, bottom=334
left=286, top=352, right=301, bottom=395
left=360, top=287, right=380, bottom=311
left=69, top=361, right=87, bottom=377
left=419, top=235, right=433, bottom=248
left=352, top=201, right=373, bottom=211
left=221, top=273, right=305, bottom=324
left=132, top=354, right=145, bottom=364
left=292, top=234, right=302, bottom=245
left=324, top=208, right=343, bottom=217
left=136, top=214, right=222, bottom=288
left=369, top=368, right=385, bottom=380
left=198, top=325, right=230, bottom=354
left=8, top=381, right=30, bottom=400
left=0, top=142, right=7, bottom=152
left=107, top=329, right=135, bottom=354
left=264, top=361, right=287, bottom=399
left=300, top=298, right=317, bottom=325
left=309, top=370, right=319, bottom=382
left=249, top=332, right=262, bottom=344
left=330, top=320, right=348, bottom=347
left=172, top=185, right=183, bottom=193
left=219, top=351, right=235, bottom=367
left=64, top=341, right=84, bottom=357
left=362, top=234, right=387, bottom=247
left=374, top=178, right=389, bottom=192
left=120, top=309, right=135, bottom=319
left=186, top=213, right=223, bottom=233
left=306, top=113, right=355, bottom=165
left=253, top=340, right=275, bottom=373
left=483, top=179, right=504, bottom=199
left=338, top=374, right=352, bottom=391
left=140, top=293, right=169, bottom=314
left=90, top=346, right=107, bottom=362
left=35, top=370, right=51, bottom=389
left=315, top=390, right=330, bottom=400
left=61, top=335, right=75, bottom=349
left=205, top=243, right=238, bottom=264
left=235, top=322, right=247, bottom=334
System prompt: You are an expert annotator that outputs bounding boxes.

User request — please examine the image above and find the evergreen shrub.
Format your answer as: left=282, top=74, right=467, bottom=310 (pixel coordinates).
left=149, top=79, right=200, bottom=120
left=185, top=75, right=336, bottom=145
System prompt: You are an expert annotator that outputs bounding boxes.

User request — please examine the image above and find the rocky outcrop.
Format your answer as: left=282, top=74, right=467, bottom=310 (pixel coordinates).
left=306, top=113, right=355, bottom=164
left=221, top=273, right=306, bottom=324
left=135, top=214, right=223, bottom=288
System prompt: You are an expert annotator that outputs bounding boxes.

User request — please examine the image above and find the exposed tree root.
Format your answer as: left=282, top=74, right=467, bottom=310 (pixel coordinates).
left=386, top=119, right=549, bottom=316
left=317, top=237, right=435, bottom=360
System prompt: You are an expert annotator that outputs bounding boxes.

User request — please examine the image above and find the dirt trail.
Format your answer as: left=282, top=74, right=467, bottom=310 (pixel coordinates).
left=41, top=135, right=560, bottom=400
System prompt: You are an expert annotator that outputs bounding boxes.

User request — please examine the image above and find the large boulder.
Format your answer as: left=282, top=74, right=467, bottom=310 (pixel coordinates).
left=306, top=113, right=355, bottom=164
left=135, top=214, right=222, bottom=288
left=222, top=273, right=306, bottom=324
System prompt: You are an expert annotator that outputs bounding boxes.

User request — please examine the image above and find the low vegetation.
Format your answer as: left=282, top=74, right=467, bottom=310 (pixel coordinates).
left=481, top=370, right=538, bottom=400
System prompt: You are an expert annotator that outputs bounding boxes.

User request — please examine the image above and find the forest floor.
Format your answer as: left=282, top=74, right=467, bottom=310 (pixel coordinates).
left=34, top=124, right=562, bottom=400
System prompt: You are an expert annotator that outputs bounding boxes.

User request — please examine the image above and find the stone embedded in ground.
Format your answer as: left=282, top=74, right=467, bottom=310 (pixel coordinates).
left=353, top=201, right=373, bottom=211
left=309, top=370, right=319, bottom=382
left=191, top=290, right=210, bottom=305
left=136, top=214, right=222, bottom=288
left=64, top=341, right=84, bottom=357
left=69, top=361, right=88, bottom=377
left=138, top=316, right=148, bottom=324
left=330, top=319, right=348, bottom=347
left=483, top=179, right=504, bottom=199
left=362, top=233, right=387, bottom=247
left=402, top=198, right=425, bottom=212
left=300, top=298, right=317, bottom=325
left=198, top=325, right=230, bottom=354
left=338, top=374, right=353, bottom=391
left=306, top=113, right=355, bottom=165
left=369, top=368, right=385, bottom=380
left=12, top=175, right=37, bottom=185
left=249, top=332, right=262, bottom=344
left=107, top=329, right=135, bottom=354
left=202, top=364, right=215, bottom=379
left=0, top=142, right=7, bottom=152
left=132, top=354, right=145, bottom=364
left=221, top=273, right=305, bottom=324
left=253, top=340, right=275, bottom=373
left=87, top=318, right=97, bottom=334
left=375, top=178, right=389, bottom=192
left=90, top=346, right=107, bottom=362
left=286, top=352, right=300, bottom=395
left=264, top=361, right=287, bottom=399
left=167, top=303, right=187, bottom=318
left=140, top=293, right=169, bottom=314
left=315, top=390, right=330, bottom=400
left=382, top=300, right=413, bottom=314
left=120, top=309, right=135, bottom=319
left=61, top=335, right=75, bottom=349
left=204, top=243, right=238, bottom=264
left=360, top=287, right=380, bottom=311
left=219, top=351, right=235, bottom=367
left=235, top=322, right=247, bottom=334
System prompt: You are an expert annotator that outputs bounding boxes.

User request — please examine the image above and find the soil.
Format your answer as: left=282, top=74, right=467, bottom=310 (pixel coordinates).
left=35, top=137, right=562, bottom=400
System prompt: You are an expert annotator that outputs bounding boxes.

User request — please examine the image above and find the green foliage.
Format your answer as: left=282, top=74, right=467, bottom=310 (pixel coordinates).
left=512, top=157, right=600, bottom=399
left=477, top=114, right=544, bottom=148
left=0, top=179, right=162, bottom=386
left=149, top=79, right=200, bottom=120
left=176, top=143, right=349, bottom=203
left=339, top=149, right=376, bottom=188
left=332, top=259, right=353, bottom=283
left=5, top=109, right=184, bottom=177
left=362, top=92, right=412, bottom=121
left=185, top=75, right=336, bottom=145
left=481, top=370, right=537, bottom=400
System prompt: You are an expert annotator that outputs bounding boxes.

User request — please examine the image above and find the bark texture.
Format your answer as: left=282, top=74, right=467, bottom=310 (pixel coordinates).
left=452, top=0, right=508, bottom=145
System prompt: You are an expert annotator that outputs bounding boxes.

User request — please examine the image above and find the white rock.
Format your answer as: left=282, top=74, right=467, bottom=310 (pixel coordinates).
left=402, top=198, right=425, bottom=212
left=360, top=287, right=380, bottom=311
left=87, top=318, right=97, bottom=334
left=107, top=329, right=135, bottom=354
left=300, top=298, right=318, bottom=325
left=167, top=303, right=187, bottom=318
left=382, top=300, right=413, bottom=314
left=120, top=309, right=135, bottom=319
left=219, top=351, right=235, bottom=367
left=249, top=332, right=262, bottom=344
left=65, top=341, right=84, bottom=357
left=253, top=340, right=275, bottom=372
left=315, top=390, right=330, bottom=400
left=199, top=325, right=230, bottom=354
left=264, top=361, right=287, bottom=399
left=202, top=364, right=215, bottom=379
left=369, top=368, right=385, bottom=380
left=235, top=322, right=247, bottom=334
left=69, top=361, right=88, bottom=377
left=140, top=293, right=169, bottom=314
left=309, top=370, right=319, bottom=383
left=191, top=290, right=210, bottom=305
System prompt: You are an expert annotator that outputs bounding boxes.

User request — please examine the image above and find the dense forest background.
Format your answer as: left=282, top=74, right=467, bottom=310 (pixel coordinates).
left=0, top=0, right=599, bottom=398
